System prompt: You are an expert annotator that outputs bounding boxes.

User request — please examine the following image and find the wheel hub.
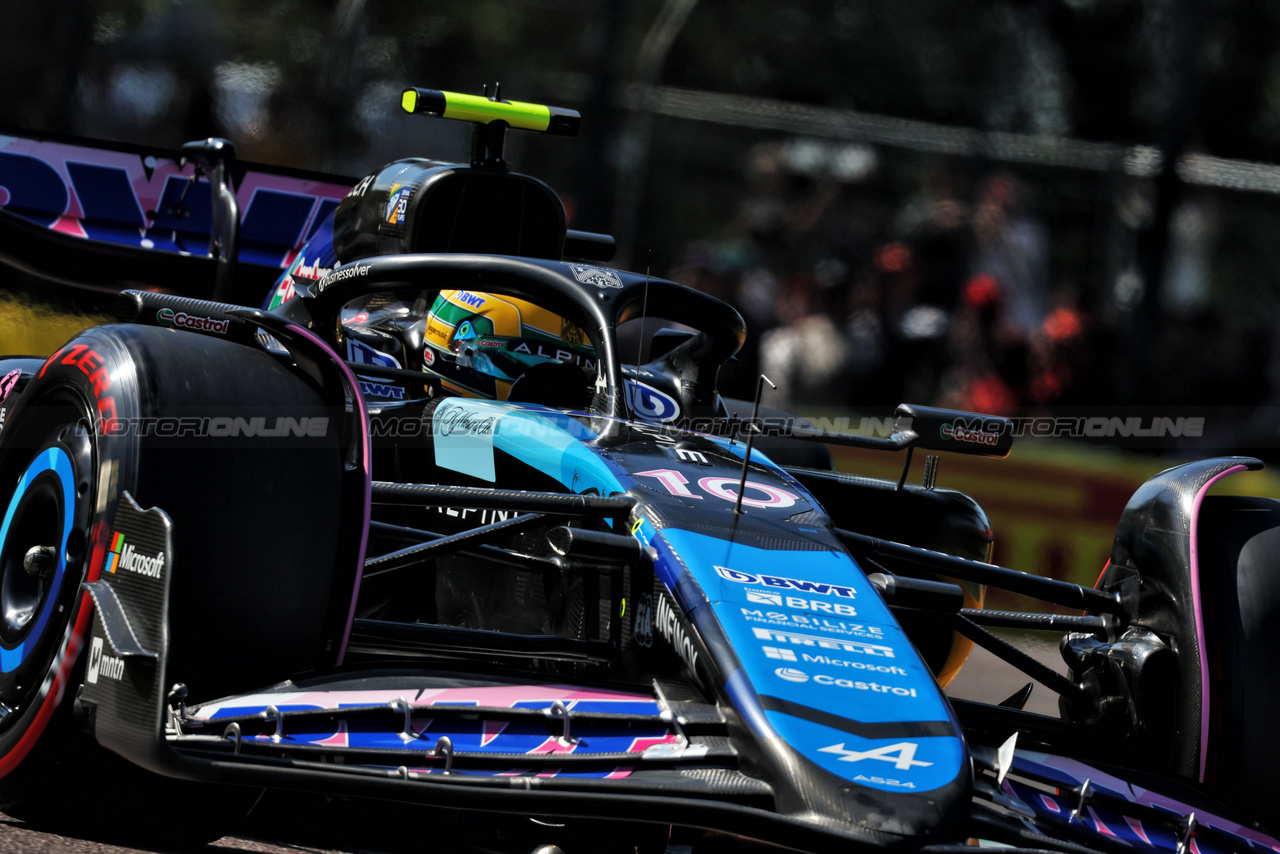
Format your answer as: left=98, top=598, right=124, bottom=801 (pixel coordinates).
left=0, top=422, right=94, bottom=719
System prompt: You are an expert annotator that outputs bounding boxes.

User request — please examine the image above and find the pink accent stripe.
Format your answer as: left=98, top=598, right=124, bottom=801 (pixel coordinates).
left=1189, top=463, right=1248, bottom=782
left=312, top=723, right=349, bottom=747
left=285, top=324, right=370, bottom=666
left=628, top=735, right=680, bottom=752
left=50, top=215, right=86, bottom=237
left=1125, top=817, right=1152, bottom=846
left=528, top=736, right=577, bottom=754
left=1088, top=806, right=1117, bottom=837
left=194, top=685, right=662, bottom=718
left=1030, top=751, right=1280, bottom=847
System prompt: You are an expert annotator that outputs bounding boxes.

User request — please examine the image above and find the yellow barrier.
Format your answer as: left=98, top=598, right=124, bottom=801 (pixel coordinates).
left=828, top=440, right=1280, bottom=610
left=0, top=291, right=109, bottom=356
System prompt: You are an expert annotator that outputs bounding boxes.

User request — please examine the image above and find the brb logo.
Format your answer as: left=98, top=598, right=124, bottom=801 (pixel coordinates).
left=0, top=139, right=349, bottom=267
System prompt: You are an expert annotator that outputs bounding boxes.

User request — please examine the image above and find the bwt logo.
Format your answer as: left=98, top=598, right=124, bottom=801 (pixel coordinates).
left=715, top=566, right=857, bottom=599
left=357, top=380, right=406, bottom=400
left=455, top=291, right=487, bottom=309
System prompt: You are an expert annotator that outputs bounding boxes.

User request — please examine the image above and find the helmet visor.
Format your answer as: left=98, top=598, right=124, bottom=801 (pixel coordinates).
left=451, top=332, right=596, bottom=382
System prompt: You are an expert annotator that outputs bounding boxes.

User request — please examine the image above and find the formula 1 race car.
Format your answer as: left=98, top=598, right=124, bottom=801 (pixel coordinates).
left=0, top=87, right=1276, bottom=854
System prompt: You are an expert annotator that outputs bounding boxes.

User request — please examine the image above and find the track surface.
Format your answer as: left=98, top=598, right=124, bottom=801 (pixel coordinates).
left=0, top=790, right=685, bottom=854
left=0, top=793, right=513, bottom=854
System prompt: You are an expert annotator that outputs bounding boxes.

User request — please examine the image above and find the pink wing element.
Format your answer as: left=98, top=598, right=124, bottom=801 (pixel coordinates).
left=1124, top=817, right=1152, bottom=846
left=528, top=736, right=578, bottom=755
left=312, top=722, right=349, bottom=748
left=627, top=735, right=680, bottom=753
left=481, top=720, right=508, bottom=747
left=1087, top=807, right=1117, bottom=838
left=50, top=216, right=87, bottom=237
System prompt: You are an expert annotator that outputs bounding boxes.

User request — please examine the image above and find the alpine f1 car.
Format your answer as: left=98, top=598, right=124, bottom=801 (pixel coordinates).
left=0, top=87, right=1276, bottom=853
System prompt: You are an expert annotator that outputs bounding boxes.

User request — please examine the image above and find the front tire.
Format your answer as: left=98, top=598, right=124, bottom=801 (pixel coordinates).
left=0, top=387, right=98, bottom=800
left=0, top=324, right=360, bottom=843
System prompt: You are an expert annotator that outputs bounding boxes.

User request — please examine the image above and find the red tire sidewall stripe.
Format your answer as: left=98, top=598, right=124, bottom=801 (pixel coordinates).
left=0, top=521, right=105, bottom=778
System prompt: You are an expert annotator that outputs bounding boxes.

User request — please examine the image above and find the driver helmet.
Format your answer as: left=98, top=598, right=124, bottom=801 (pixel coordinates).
left=422, top=289, right=596, bottom=401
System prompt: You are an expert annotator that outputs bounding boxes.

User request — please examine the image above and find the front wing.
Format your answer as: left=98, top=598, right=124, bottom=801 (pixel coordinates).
left=74, top=486, right=1280, bottom=854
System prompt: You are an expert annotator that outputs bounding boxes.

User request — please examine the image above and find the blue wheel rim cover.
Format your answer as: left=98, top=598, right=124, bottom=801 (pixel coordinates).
left=0, top=448, right=75, bottom=672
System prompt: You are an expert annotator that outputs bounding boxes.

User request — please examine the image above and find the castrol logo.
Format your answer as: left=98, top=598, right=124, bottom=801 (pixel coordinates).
left=940, top=421, right=1001, bottom=446
left=156, top=308, right=230, bottom=335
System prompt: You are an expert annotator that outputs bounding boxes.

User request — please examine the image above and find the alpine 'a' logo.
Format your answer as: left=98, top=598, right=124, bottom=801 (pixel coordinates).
left=819, top=741, right=932, bottom=771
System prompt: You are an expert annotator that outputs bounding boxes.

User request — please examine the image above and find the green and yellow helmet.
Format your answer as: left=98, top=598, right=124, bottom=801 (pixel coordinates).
left=422, top=289, right=596, bottom=401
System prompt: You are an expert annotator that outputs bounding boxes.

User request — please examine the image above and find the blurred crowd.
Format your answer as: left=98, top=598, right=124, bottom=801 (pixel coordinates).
left=667, top=144, right=1101, bottom=415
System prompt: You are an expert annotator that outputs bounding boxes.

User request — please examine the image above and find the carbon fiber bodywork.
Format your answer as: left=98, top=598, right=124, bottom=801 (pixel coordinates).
left=0, top=118, right=1278, bottom=854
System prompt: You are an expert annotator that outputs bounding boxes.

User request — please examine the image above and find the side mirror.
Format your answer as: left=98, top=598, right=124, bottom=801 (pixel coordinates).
left=894, top=404, right=1014, bottom=458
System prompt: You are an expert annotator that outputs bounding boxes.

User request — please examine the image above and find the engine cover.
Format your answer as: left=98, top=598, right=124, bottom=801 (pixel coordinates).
left=331, top=159, right=568, bottom=263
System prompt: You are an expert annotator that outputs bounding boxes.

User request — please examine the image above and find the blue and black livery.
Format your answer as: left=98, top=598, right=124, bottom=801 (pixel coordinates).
left=0, top=86, right=1276, bottom=854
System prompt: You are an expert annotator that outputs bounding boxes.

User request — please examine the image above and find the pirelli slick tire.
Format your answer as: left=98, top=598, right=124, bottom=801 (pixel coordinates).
left=0, top=324, right=353, bottom=842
